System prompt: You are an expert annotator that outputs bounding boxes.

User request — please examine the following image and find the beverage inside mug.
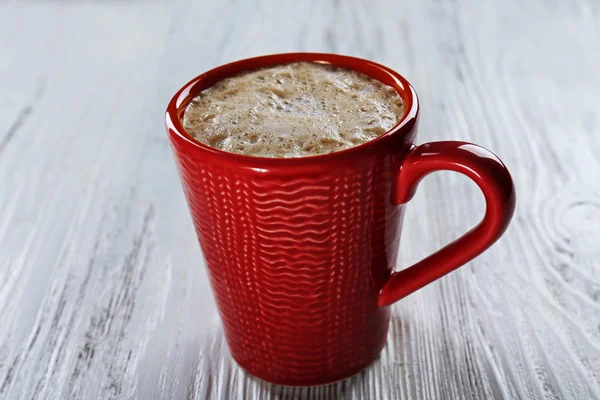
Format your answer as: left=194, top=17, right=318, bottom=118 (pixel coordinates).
left=166, top=53, right=516, bottom=386
left=181, top=61, right=406, bottom=158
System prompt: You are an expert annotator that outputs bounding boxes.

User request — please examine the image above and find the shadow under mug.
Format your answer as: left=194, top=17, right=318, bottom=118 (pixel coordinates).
left=165, top=53, right=516, bottom=387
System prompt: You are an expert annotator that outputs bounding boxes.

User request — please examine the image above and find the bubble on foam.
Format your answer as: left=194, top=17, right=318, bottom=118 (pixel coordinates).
left=183, top=62, right=404, bottom=158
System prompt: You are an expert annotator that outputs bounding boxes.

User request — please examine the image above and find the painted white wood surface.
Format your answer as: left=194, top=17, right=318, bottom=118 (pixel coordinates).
left=1, top=0, right=599, bottom=398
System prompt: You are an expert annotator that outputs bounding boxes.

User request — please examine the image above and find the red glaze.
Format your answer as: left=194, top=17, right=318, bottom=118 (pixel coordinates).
left=165, top=53, right=515, bottom=386
left=379, top=142, right=516, bottom=306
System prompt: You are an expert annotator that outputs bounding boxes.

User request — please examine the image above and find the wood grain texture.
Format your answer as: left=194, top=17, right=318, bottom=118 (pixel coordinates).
left=0, top=0, right=599, bottom=399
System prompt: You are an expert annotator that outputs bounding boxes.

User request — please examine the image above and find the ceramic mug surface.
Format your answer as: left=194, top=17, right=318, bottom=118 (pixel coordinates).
left=165, top=53, right=515, bottom=386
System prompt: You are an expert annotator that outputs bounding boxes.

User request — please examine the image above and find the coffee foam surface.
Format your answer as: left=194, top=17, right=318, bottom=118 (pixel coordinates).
left=183, top=62, right=404, bottom=158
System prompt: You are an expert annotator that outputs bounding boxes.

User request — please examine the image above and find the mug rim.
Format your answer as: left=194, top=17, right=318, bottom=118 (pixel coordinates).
left=165, top=52, right=419, bottom=166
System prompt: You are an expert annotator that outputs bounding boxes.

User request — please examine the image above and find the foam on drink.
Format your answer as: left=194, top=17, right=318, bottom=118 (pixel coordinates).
left=183, top=62, right=404, bottom=158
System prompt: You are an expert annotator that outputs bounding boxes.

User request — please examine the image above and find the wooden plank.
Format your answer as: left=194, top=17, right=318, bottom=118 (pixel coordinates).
left=0, top=0, right=598, bottom=398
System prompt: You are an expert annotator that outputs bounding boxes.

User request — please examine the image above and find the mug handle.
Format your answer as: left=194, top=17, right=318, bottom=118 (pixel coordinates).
left=378, top=141, right=516, bottom=307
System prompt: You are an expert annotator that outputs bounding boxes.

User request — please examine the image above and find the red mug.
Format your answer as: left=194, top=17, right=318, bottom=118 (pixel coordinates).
left=165, top=53, right=516, bottom=387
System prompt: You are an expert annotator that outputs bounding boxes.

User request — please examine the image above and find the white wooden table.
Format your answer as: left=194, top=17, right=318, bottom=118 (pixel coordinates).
left=1, top=0, right=599, bottom=399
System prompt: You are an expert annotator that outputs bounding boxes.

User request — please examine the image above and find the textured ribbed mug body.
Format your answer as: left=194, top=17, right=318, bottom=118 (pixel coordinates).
left=168, top=131, right=412, bottom=386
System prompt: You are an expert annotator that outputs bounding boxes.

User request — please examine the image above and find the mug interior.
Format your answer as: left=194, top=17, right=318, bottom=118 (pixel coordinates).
left=165, top=53, right=419, bottom=163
